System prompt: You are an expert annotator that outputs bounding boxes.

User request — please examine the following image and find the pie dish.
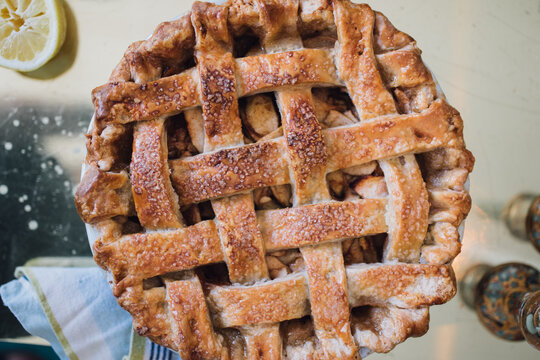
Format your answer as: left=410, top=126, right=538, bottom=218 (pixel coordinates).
left=75, top=0, right=474, bottom=358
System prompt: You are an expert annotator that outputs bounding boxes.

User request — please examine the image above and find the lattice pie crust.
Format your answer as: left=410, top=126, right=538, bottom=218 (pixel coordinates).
left=75, top=1, right=474, bottom=358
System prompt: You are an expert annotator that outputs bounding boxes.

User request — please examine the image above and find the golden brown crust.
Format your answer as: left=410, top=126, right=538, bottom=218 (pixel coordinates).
left=119, top=14, right=196, bottom=83
left=332, top=2, right=463, bottom=352
left=258, top=199, right=387, bottom=251
left=131, top=119, right=184, bottom=229
left=227, top=0, right=259, bottom=35
left=92, top=44, right=443, bottom=127
left=212, top=194, right=269, bottom=283
left=301, top=243, right=358, bottom=359
left=76, top=0, right=474, bottom=357
left=92, top=69, right=200, bottom=124
left=298, top=0, right=334, bottom=36
left=239, top=49, right=340, bottom=96
left=278, top=89, right=330, bottom=204
left=169, top=101, right=461, bottom=206
left=193, top=3, right=244, bottom=152
left=352, top=307, right=429, bottom=354
left=84, top=120, right=133, bottom=172
left=256, top=0, right=302, bottom=49
left=205, top=262, right=455, bottom=327
left=169, top=139, right=290, bottom=205
left=324, top=99, right=462, bottom=172
left=166, top=277, right=224, bottom=359
left=240, top=325, right=282, bottom=360
left=372, top=11, right=414, bottom=53
left=93, top=221, right=223, bottom=291
left=119, top=286, right=178, bottom=349
left=260, top=4, right=358, bottom=357
left=346, top=264, right=456, bottom=308
left=334, top=1, right=396, bottom=120
left=208, top=274, right=309, bottom=328
left=94, top=200, right=388, bottom=287
left=376, top=46, right=432, bottom=88
left=93, top=49, right=341, bottom=125
left=74, top=164, right=132, bottom=223
left=193, top=4, right=283, bottom=357
left=380, top=154, right=429, bottom=263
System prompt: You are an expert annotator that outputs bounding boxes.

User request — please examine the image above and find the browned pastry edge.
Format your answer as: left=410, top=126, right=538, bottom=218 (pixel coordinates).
left=75, top=0, right=475, bottom=358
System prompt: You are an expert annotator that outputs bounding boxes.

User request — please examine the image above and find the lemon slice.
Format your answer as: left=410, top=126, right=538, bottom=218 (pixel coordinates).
left=0, top=0, right=66, bottom=72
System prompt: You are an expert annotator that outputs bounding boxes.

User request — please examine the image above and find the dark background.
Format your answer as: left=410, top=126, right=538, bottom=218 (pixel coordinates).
left=0, top=100, right=93, bottom=338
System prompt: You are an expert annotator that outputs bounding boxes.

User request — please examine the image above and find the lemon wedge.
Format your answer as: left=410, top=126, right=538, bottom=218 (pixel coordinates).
left=0, top=0, right=66, bottom=72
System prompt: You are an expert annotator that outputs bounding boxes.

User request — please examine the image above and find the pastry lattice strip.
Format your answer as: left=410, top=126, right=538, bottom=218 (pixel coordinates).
left=78, top=0, right=474, bottom=358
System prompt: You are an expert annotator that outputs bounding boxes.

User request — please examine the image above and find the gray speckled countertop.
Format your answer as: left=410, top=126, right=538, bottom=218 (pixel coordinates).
left=0, top=100, right=92, bottom=337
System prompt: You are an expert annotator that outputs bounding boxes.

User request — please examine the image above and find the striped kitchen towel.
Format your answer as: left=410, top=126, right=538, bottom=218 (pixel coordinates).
left=0, top=266, right=179, bottom=360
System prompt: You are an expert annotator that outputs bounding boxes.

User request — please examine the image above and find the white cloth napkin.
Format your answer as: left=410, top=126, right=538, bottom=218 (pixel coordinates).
left=1, top=266, right=180, bottom=360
